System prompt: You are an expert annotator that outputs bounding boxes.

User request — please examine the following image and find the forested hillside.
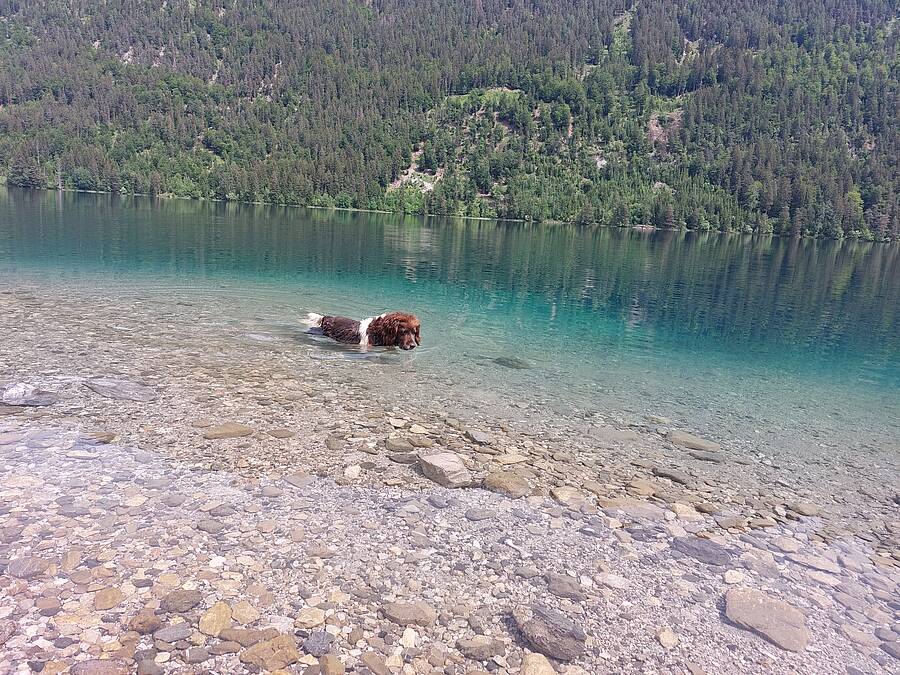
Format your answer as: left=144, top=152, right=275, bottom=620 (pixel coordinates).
left=1, top=0, right=898, bottom=239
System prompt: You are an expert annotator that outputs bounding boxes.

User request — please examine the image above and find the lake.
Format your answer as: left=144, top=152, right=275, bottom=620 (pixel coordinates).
left=1, top=186, right=898, bottom=461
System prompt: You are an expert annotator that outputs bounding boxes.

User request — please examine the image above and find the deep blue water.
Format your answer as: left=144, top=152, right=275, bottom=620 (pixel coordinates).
left=1, top=187, right=898, bottom=449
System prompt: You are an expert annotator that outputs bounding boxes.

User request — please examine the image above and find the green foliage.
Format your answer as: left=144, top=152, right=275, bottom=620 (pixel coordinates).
left=0, top=0, right=897, bottom=240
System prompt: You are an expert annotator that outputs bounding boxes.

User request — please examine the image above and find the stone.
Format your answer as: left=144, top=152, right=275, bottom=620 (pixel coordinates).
left=689, top=450, right=724, bottom=463
left=203, top=422, right=254, bottom=439
left=267, top=428, right=296, bottom=438
left=520, top=653, right=556, bottom=675
left=160, top=589, right=203, bottom=613
left=789, top=554, right=841, bottom=575
left=495, top=453, right=529, bottom=465
left=84, top=377, right=157, bottom=402
left=465, top=507, right=497, bottom=521
left=881, top=642, right=900, bottom=660
left=239, top=634, right=301, bottom=670
left=787, top=501, right=820, bottom=517
left=546, top=573, right=585, bottom=601
left=94, top=587, right=125, bottom=611
left=673, top=537, right=732, bottom=566
left=154, top=623, right=193, bottom=643
left=303, top=630, right=335, bottom=657
left=128, top=611, right=162, bottom=635
left=197, top=519, right=225, bottom=534
left=598, top=497, right=666, bottom=521
left=457, top=635, right=503, bottom=661
left=667, top=430, right=721, bottom=453
left=296, top=607, right=326, bottom=628
left=381, top=601, right=438, bottom=626
left=466, top=429, right=493, bottom=445
left=724, top=570, right=746, bottom=584
left=199, top=601, right=233, bottom=637
left=69, top=661, right=129, bottom=675
left=386, top=437, right=415, bottom=453
left=724, top=587, right=809, bottom=652
left=657, top=627, right=679, bottom=650
left=550, top=486, right=589, bottom=506
left=483, top=471, right=531, bottom=498
left=220, top=627, right=279, bottom=647
left=515, top=605, right=587, bottom=661
left=231, top=600, right=260, bottom=625
left=652, top=466, right=691, bottom=485
left=360, top=652, right=390, bottom=675
left=7, top=556, right=50, bottom=579
left=1, top=383, right=58, bottom=406
left=418, top=452, right=472, bottom=488
left=284, top=472, right=313, bottom=488
left=184, top=647, right=210, bottom=664
left=319, top=654, right=346, bottom=675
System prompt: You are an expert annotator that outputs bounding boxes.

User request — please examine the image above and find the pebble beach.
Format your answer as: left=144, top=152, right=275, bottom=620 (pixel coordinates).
left=1, top=283, right=899, bottom=675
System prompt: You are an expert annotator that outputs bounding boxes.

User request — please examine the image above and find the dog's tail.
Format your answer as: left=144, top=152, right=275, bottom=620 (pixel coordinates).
left=301, top=312, right=324, bottom=327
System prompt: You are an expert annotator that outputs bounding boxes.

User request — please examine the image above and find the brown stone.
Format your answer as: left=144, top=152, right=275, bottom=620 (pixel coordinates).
left=239, top=634, right=301, bottom=670
left=94, top=587, right=125, bottom=611
left=203, top=422, right=254, bottom=440
left=128, top=610, right=162, bottom=635
left=725, top=587, right=809, bottom=651
left=199, top=601, right=233, bottom=637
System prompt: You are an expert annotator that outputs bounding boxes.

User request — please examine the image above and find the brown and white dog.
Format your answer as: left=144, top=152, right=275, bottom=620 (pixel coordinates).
left=304, top=312, right=421, bottom=350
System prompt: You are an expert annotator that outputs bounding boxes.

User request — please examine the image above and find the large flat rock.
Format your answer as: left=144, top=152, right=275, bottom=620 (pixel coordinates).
left=667, top=429, right=721, bottom=453
left=725, top=587, right=809, bottom=652
left=84, top=377, right=157, bottom=402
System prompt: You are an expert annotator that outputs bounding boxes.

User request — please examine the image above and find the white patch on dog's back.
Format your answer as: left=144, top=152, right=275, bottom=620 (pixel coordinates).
left=357, top=317, right=374, bottom=346
left=302, top=312, right=324, bottom=327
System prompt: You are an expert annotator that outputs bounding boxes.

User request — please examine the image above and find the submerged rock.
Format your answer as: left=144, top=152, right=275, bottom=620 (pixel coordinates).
left=84, top=377, right=157, bottom=402
left=492, top=356, right=531, bottom=369
left=667, top=429, right=721, bottom=453
left=673, top=537, right=732, bottom=566
left=1, top=383, right=58, bottom=406
left=202, top=422, right=254, bottom=440
left=724, top=587, right=809, bottom=652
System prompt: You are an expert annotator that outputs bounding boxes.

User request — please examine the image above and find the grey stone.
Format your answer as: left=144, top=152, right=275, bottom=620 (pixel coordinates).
left=303, top=630, right=335, bottom=657
left=515, top=604, right=587, bottom=661
left=84, top=377, right=157, bottom=402
left=465, top=508, right=497, bottom=521
left=197, top=519, right=225, bottom=534
left=1, top=383, right=58, bottom=406
left=546, top=573, right=585, bottom=601
left=652, top=466, right=691, bottom=485
left=673, top=537, right=732, bottom=566
left=7, top=556, right=50, bottom=579
left=160, top=589, right=203, bottom=613
left=184, top=647, right=210, bottom=664
left=154, top=622, right=194, bottom=642
left=667, top=430, right=721, bottom=452
left=465, top=429, right=493, bottom=445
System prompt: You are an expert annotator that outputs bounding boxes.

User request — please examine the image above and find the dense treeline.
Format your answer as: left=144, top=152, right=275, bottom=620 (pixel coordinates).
left=0, top=0, right=897, bottom=239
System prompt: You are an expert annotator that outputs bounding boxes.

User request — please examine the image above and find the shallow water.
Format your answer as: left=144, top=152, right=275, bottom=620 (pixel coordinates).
left=1, top=187, right=898, bottom=457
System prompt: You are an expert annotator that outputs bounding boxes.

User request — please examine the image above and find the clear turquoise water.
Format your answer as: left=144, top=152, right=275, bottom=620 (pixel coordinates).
left=1, top=187, right=898, bottom=454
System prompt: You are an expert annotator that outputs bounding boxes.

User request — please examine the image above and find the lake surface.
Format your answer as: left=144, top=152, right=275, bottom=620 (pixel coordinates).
left=1, top=187, right=898, bottom=458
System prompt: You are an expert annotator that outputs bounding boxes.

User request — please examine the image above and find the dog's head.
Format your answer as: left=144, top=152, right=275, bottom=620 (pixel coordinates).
left=378, top=312, right=421, bottom=350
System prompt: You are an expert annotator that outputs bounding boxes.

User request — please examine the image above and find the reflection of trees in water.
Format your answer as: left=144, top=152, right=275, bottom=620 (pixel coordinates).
left=6, top=187, right=898, bottom=360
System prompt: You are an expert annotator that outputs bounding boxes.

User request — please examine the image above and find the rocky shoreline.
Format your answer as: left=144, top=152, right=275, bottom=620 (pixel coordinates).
left=1, top=285, right=899, bottom=673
